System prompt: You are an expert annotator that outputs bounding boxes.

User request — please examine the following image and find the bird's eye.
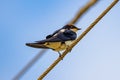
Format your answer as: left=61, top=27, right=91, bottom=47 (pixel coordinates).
left=68, top=28, right=70, bottom=30
left=71, top=26, right=75, bottom=29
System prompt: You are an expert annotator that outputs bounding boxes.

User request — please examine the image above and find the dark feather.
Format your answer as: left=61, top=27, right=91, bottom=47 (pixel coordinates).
left=36, top=30, right=77, bottom=44
left=46, top=29, right=61, bottom=39
left=26, top=43, right=50, bottom=49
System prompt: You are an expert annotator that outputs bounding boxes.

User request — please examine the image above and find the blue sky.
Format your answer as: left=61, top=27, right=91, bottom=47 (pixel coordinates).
left=0, top=0, right=120, bottom=80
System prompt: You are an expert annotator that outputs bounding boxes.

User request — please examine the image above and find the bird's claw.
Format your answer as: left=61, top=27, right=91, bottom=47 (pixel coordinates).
left=58, top=51, right=63, bottom=60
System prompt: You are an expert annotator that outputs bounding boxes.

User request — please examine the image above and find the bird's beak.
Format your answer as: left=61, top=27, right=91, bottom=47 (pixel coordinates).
left=77, top=28, right=81, bottom=30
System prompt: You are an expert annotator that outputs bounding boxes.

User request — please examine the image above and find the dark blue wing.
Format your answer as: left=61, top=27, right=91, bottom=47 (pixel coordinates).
left=45, top=25, right=68, bottom=39
left=46, top=29, right=61, bottom=39
left=26, top=43, right=50, bottom=49
left=62, top=30, right=77, bottom=40
left=36, top=30, right=77, bottom=44
left=35, top=36, right=63, bottom=44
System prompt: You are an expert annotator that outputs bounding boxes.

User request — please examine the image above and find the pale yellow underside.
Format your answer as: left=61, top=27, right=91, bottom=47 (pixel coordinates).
left=43, top=40, right=74, bottom=51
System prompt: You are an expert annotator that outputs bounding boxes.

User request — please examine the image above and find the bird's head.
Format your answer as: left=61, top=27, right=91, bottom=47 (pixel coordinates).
left=62, top=24, right=81, bottom=32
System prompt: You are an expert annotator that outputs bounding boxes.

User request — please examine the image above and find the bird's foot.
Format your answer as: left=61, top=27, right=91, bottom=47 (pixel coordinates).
left=58, top=51, right=63, bottom=60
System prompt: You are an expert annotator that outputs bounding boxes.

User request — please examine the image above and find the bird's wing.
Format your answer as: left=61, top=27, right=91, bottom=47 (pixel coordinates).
left=63, top=30, right=77, bottom=40
left=36, top=30, right=77, bottom=43
left=46, top=28, right=61, bottom=39
left=57, top=30, right=77, bottom=41
left=35, top=36, right=63, bottom=44
left=26, top=43, right=50, bottom=49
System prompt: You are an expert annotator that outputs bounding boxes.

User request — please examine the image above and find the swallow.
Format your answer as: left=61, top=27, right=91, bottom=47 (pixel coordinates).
left=26, top=24, right=81, bottom=57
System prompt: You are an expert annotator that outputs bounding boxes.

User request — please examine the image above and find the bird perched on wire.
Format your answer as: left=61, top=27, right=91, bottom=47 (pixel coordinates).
left=26, top=24, right=81, bottom=57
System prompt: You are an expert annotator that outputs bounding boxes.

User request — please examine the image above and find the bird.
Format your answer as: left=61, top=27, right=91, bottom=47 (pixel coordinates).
left=26, top=24, right=81, bottom=57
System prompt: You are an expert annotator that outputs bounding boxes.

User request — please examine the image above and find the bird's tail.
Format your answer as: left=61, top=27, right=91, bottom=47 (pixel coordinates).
left=26, top=43, right=50, bottom=49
